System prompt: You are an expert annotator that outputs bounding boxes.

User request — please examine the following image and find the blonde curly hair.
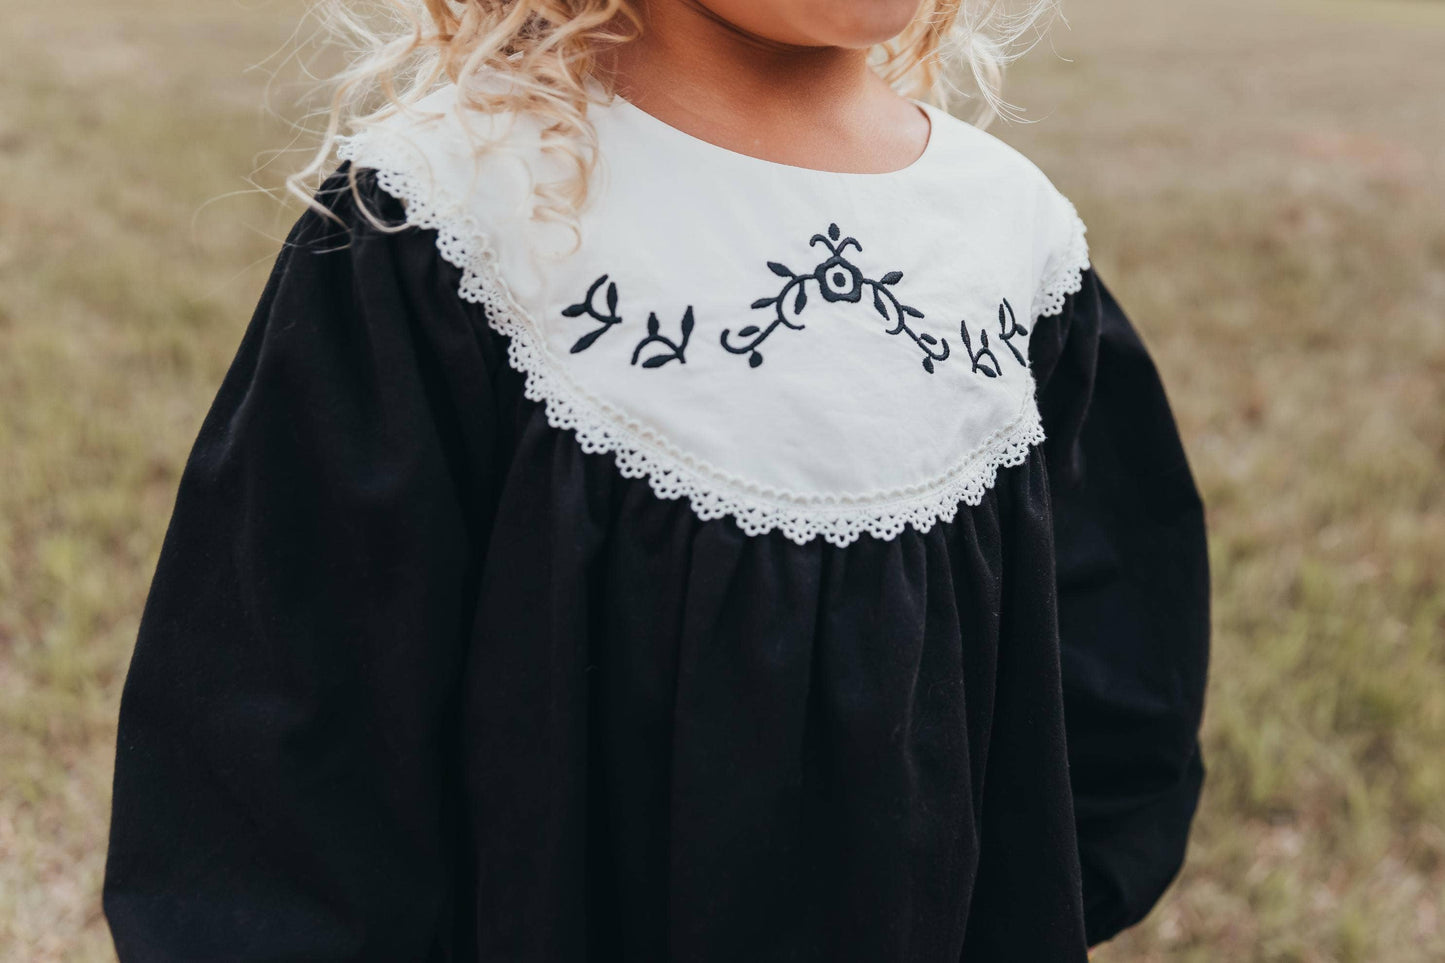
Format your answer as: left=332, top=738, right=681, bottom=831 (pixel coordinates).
left=290, top=0, right=1059, bottom=228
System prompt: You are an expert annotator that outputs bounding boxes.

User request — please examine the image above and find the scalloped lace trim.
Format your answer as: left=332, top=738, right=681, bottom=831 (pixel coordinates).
left=337, top=132, right=1058, bottom=547
left=1033, top=192, right=1091, bottom=321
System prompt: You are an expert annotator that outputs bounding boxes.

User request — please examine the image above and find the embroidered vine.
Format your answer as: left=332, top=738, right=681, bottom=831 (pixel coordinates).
left=996, top=298, right=1029, bottom=367
left=564, top=274, right=694, bottom=368
left=957, top=298, right=1031, bottom=378
left=957, top=317, right=1001, bottom=377
left=561, top=275, right=622, bottom=354
left=632, top=308, right=694, bottom=367
left=562, top=256, right=1029, bottom=380
left=726, top=223, right=952, bottom=373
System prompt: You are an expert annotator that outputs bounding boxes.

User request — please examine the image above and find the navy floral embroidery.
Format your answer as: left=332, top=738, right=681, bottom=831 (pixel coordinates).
left=562, top=275, right=622, bottom=354
left=632, top=308, right=694, bottom=367
left=563, top=256, right=1029, bottom=380
left=958, top=298, right=1030, bottom=378
left=563, top=274, right=694, bottom=369
left=995, top=298, right=1028, bottom=366
left=958, top=316, right=1002, bottom=378
left=725, top=223, right=952, bottom=374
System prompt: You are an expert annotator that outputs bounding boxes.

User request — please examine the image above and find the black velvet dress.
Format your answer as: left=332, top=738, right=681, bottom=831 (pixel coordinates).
left=103, top=112, right=1209, bottom=961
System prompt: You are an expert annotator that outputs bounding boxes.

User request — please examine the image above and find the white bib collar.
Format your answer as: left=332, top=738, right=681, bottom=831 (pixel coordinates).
left=337, top=83, right=1089, bottom=546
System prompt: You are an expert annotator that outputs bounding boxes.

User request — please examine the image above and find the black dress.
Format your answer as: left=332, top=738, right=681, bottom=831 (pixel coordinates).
left=103, top=88, right=1209, bottom=963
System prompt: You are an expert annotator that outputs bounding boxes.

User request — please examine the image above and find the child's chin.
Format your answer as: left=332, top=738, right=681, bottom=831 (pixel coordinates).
left=802, top=0, right=927, bottom=49
left=708, top=0, right=925, bottom=51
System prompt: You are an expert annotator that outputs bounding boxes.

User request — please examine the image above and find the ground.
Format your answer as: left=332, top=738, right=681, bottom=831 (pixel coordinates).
left=1, top=1, right=1442, bottom=960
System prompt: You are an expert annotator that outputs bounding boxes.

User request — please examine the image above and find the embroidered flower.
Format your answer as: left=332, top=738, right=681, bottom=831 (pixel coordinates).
left=727, top=222, right=951, bottom=374
left=814, top=254, right=864, bottom=303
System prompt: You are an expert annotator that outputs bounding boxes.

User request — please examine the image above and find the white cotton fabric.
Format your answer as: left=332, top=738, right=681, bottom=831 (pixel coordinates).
left=337, top=83, right=1090, bottom=547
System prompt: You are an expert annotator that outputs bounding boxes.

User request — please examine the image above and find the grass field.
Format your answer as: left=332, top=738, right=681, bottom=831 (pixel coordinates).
left=2, top=1, right=1442, bottom=960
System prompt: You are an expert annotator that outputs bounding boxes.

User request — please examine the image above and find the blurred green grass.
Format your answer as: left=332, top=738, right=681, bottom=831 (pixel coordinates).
left=1, top=1, right=1442, bottom=960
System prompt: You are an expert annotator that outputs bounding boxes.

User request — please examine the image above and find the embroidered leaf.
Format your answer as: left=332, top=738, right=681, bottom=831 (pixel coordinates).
left=872, top=290, right=888, bottom=318
left=642, top=354, right=672, bottom=368
left=561, top=303, right=587, bottom=317
left=606, top=282, right=619, bottom=314
left=881, top=271, right=903, bottom=286
left=794, top=287, right=807, bottom=313
left=980, top=329, right=990, bottom=348
left=998, top=298, right=1029, bottom=338
left=922, top=357, right=934, bottom=374
left=980, top=365, right=998, bottom=378
left=828, top=223, right=840, bottom=241
left=903, top=305, right=924, bottom=318
left=749, top=351, right=763, bottom=368
left=750, top=298, right=774, bottom=310
left=570, top=328, right=608, bottom=354
left=919, top=333, right=937, bottom=346
left=738, top=325, right=760, bottom=337
left=767, top=261, right=794, bottom=278
left=646, top=312, right=660, bottom=337
left=680, top=306, right=695, bottom=338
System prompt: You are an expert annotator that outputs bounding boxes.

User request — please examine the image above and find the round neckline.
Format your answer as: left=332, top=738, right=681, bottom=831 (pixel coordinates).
left=606, top=94, right=940, bottom=180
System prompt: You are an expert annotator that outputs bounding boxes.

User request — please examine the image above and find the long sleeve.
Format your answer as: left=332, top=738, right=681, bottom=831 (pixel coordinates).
left=103, top=169, right=506, bottom=961
left=1030, top=268, right=1211, bottom=947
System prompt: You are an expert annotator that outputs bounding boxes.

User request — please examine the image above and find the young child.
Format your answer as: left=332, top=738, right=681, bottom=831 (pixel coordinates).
left=103, top=1, right=1210, bottom=959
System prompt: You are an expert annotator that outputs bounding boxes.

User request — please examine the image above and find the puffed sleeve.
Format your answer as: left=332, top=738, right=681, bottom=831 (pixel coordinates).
left=102, top=167, right=507, bottom=960
left=1030, top=267, right=1211, bottom=946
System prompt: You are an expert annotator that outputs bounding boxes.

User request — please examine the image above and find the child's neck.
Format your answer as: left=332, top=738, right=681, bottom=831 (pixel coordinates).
left=605, top=2, right=931, bottom=175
